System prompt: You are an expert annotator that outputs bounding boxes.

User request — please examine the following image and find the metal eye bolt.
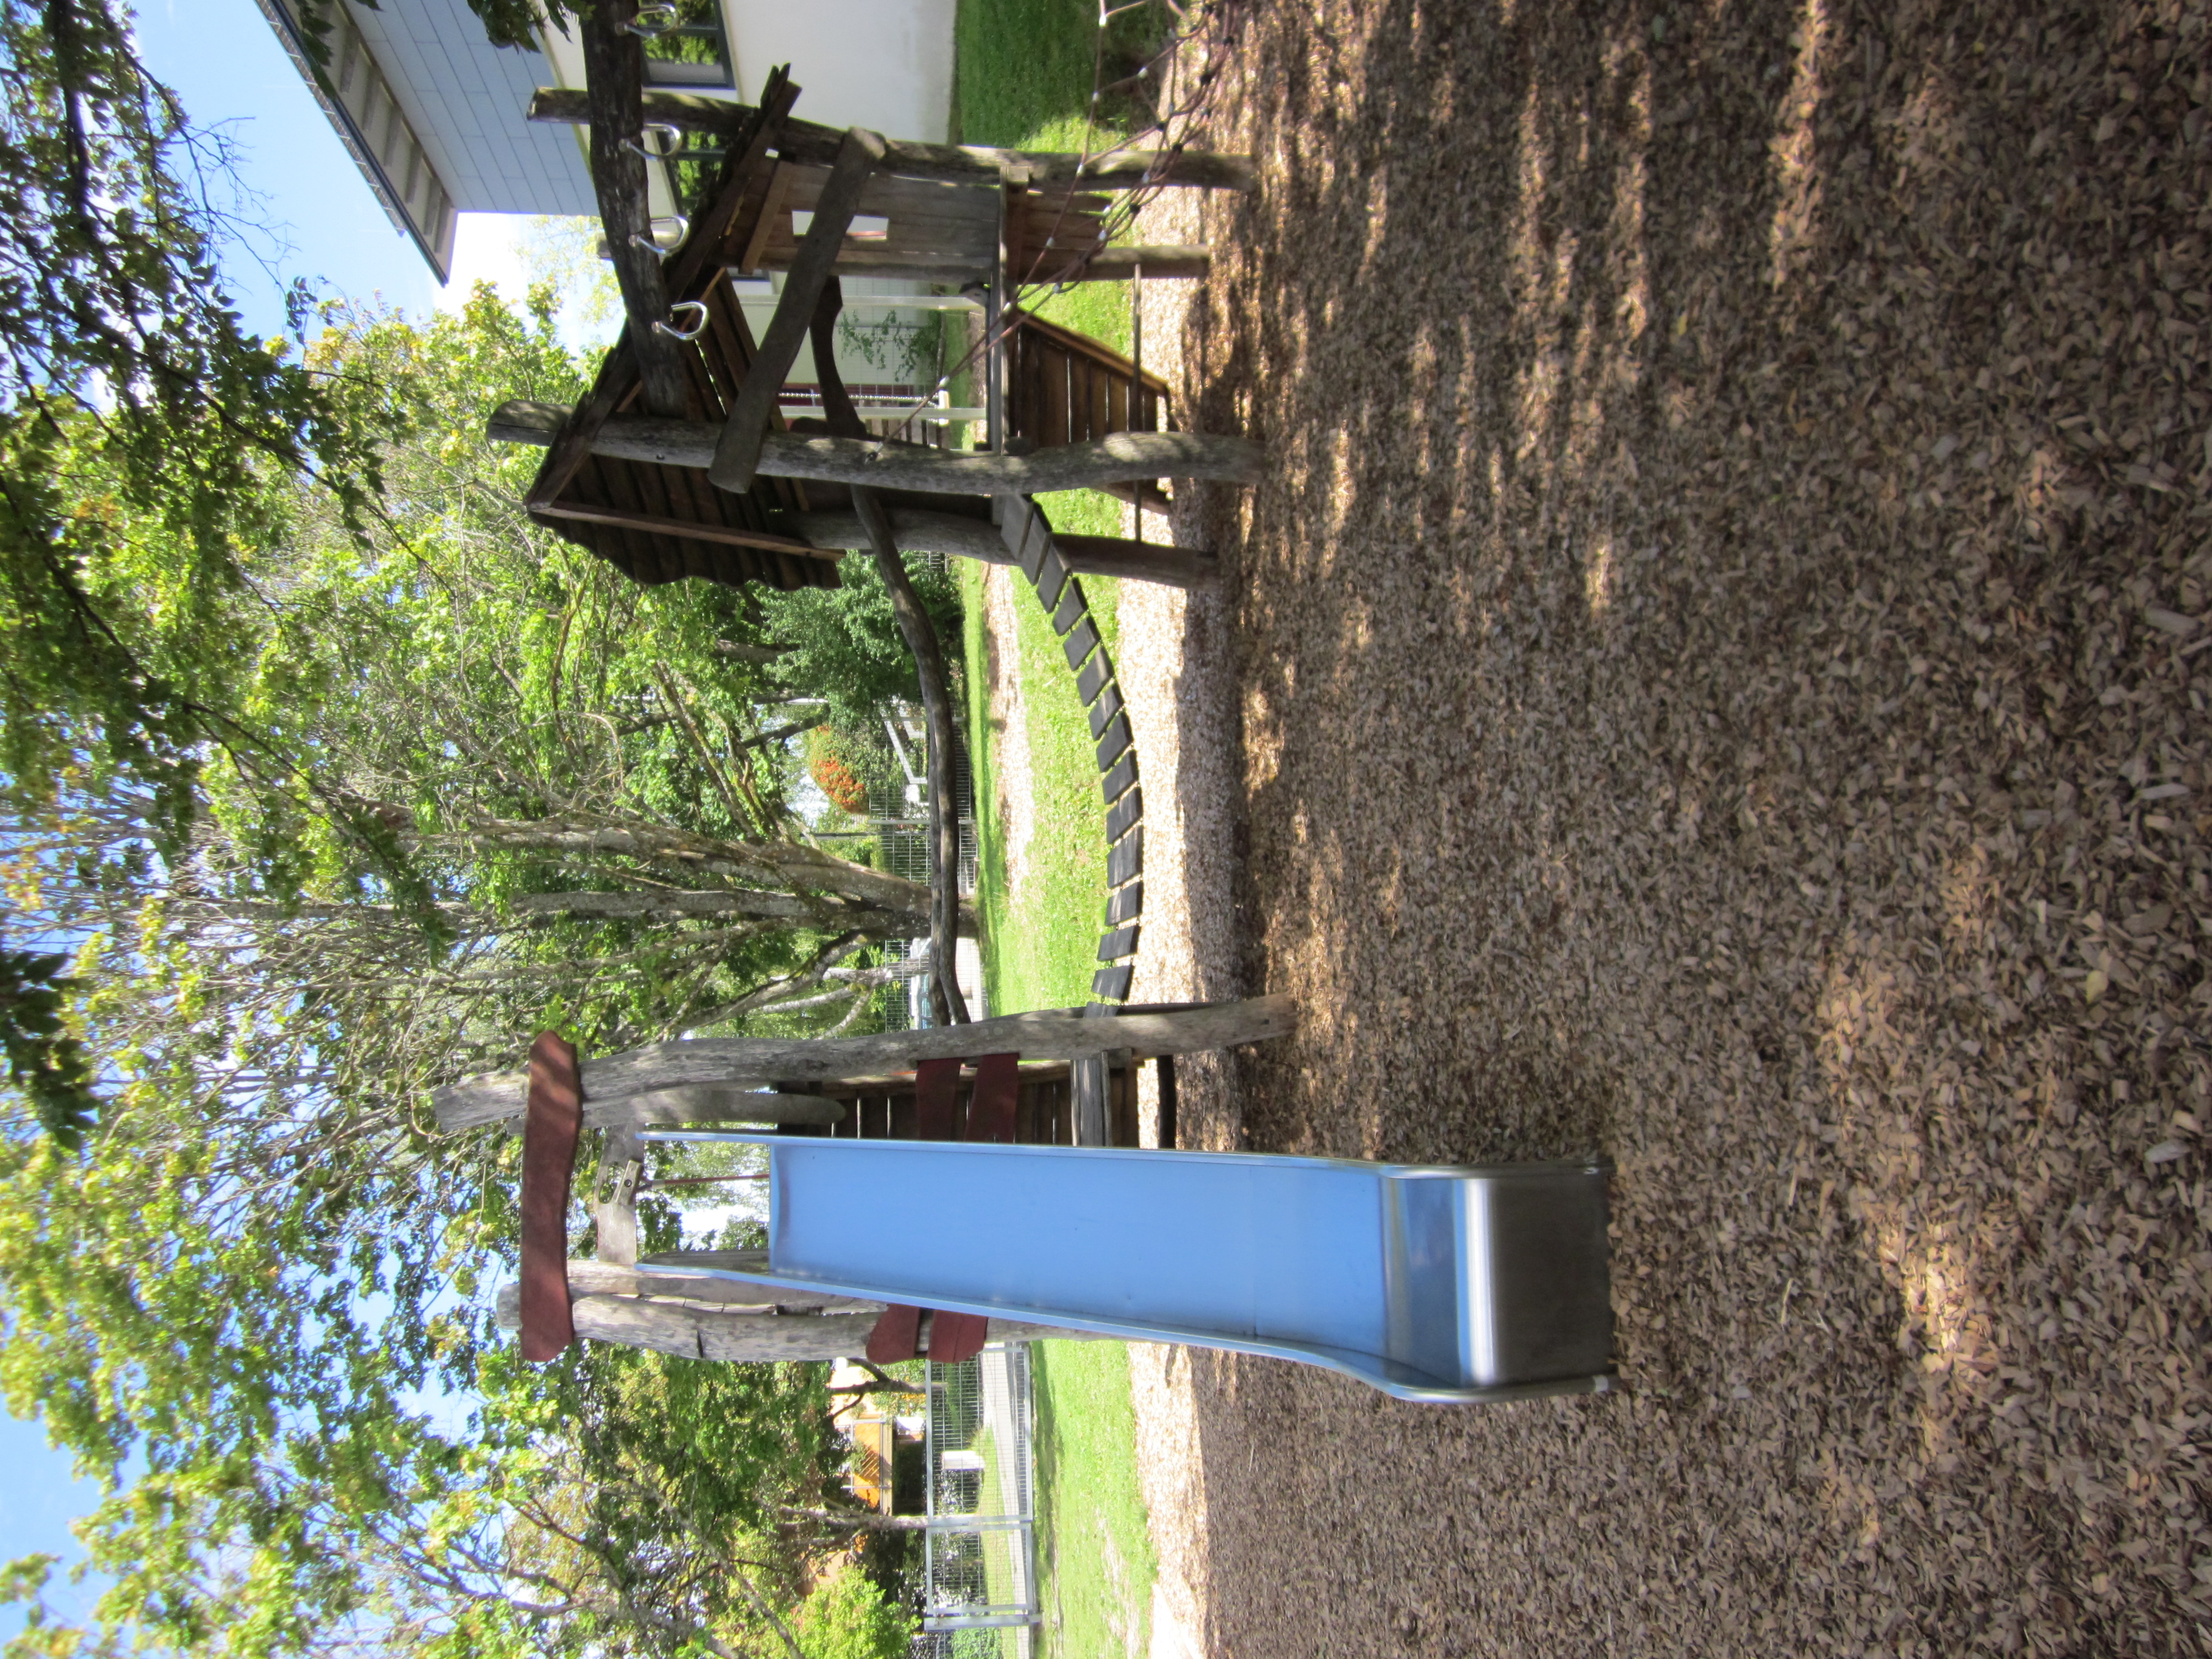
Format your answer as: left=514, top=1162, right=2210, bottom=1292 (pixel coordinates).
left=655, top=301, right=709, bottom=341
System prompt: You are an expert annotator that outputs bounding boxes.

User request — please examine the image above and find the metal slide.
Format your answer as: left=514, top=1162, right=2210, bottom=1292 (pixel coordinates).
left=639, top=1134, right=1616, bottom=1404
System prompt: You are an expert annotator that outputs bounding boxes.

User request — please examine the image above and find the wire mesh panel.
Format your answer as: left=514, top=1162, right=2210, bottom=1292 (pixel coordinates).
left=869, top=731, right=978, bottom=1030
left=921, top=1344, right=1036, bottom=1652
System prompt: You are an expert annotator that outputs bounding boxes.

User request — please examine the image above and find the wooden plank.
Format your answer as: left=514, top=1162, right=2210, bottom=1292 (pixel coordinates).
left=1050, top=535, right=1214, bottom=587
left=592, top=454, right=678, bottom=583
left=530, top=500, right=836, bottom=562
left=520, top=1032, right=581, bottom=1361
left=1112, top=1059, right=1139, bottom=1148
left=435, top=997, right=1297, bottom=1130
left=1088, top=354, right=1112, bottom=442
left=736, top=160, right=794, bottom=273
left=588, top=1084, right=846, bottom=1128
left=1071, top=1056, right=1108, bottom=1146
left=1105, top=785, right=1142, bottom=843
left=518, top=1259, right=878, bottom=1312
left=537, top=1296, right=1108, bottom=1361
left=709, top=127, right=888, bottom=494
left=1015, top=307, right=1171, bottom=398
left=525, top=342, right=641, bottom=512
left=529, top=87, right=1259, bottom=190
left=1003, top=168, right=1029, bottom=286
left=1041, top=342, right=1071, bottom=447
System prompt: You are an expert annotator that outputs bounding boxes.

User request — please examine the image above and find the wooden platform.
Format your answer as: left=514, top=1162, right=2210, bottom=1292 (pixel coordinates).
left=777, top=1058, right=1141, bottom=1149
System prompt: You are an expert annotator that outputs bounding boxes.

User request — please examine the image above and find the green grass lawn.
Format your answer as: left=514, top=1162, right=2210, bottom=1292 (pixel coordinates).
left=953, top=7, right=1164, bottom=1652
left=1029, top=1341, right=1159, bottom=1658
left=953, top=0, right=1148, bottom=432
left=961, top=554, right=1119, bottom=1016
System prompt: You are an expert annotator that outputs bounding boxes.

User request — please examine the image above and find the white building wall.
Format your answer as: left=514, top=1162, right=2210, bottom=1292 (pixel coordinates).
left=342, top=0, right=598, bottom=216
left=724, top=0, right=957, bottom=143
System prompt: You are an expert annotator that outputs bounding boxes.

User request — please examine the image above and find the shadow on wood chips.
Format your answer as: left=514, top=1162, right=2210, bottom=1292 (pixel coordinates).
left=1156, top=0, right=2212, bottom=1652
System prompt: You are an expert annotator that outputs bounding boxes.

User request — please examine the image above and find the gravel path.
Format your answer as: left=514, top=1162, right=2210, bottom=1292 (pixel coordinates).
left=1097, top=0, right=2212, bottom=1653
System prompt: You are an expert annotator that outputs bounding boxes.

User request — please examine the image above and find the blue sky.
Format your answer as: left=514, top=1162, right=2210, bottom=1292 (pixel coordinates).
left=1, top=0, right=565, bottom=1632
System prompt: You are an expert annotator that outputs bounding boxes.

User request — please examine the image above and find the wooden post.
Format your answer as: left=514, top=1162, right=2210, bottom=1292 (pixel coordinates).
left=431, top=995, right=1297, bottom=1131
left=799, top=276, right=972, bottom=1027
left=708, top=127, right=886, bottom=494
left=1001, top=162, right=1030, bottom=288
left=1067, top=245, right=1211, bottom=283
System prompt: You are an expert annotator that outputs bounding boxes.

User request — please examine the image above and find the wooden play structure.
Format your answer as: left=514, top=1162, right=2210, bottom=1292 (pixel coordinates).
left=482, top=17, right=1264, bottom=1021
left=434, top=1003, right=1618, bottom=1404
left=492, top=43, right=1259, bottom=595
left=453, top=7, right=1618, bottom=1405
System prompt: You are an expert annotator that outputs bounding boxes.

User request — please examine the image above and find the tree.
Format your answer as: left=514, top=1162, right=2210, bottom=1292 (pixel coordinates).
left=0, top=13, right=937, bottom=1657
left=0, top=0, right=403, bottom=1115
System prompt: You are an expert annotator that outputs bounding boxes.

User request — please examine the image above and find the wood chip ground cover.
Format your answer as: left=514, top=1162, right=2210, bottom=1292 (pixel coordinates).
left=1127, top=0, right=2212, bottom=1652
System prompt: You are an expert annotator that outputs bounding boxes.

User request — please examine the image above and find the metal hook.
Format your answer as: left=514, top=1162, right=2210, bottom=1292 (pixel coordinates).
left=624, top=2, right=678, bottom=35
left=622, top=124, right=685, bottom=161
left=629, top=214, right=690, bottom=261
left=654, top=301, right=709, bottom=341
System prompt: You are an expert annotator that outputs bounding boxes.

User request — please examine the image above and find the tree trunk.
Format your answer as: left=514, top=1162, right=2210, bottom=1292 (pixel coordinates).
left=510, top=886, right=964, bottom=938
left=854, top=492, right=970, bottom=1028
left=577, top=0, right=689, bottom=416
left=525, top=86, right=1260, bottom=191
left=803, top=278, right=968, bottom=1026
left=414, top=815, right=971, bottom=930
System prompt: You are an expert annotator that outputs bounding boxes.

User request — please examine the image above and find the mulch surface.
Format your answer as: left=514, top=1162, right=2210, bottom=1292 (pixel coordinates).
left=1158, top=0, right=2212, bottom=1651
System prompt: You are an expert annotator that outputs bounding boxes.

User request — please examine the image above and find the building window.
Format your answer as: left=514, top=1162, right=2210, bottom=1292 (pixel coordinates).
left=639, top=0, right=732, bottom=88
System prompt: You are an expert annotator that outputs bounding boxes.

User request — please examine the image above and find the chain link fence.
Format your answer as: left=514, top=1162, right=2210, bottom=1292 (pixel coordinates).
left=865, top=739, right=978, bottom=1031
left=911, top=1343, right=1036, bottom=1657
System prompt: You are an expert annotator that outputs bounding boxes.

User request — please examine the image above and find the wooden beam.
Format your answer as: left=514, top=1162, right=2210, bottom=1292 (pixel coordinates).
left=579, top=0, right=690, bottom=417
left=520, top=1032, right=582, bottom=1360
left=528, top=500, right=841, bottom=562
left=508, top=1295, right=1107, bottom=1360
left=789, top=509, right=1217, bottom=589
left=497, top=1261, right=881, bottom=1315
left=490, top=404, right=1264, bottom=492
left=528, top=86, right=1258, bottom=192
left=497, top=404, right=1230, bottom=585
left=709, top=127, right=886, bottom=494
left=432, top=995, right=1296, bottom=1131
left=1053, top=533, right=1218, bottom=587
left=590, top=1084, right=847, bottom=1128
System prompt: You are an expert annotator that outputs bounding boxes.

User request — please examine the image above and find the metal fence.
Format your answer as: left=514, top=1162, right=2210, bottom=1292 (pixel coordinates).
left=913, top=1343, right=1036, bottom=1657
left=865, top=740, right=978, bottom=1031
